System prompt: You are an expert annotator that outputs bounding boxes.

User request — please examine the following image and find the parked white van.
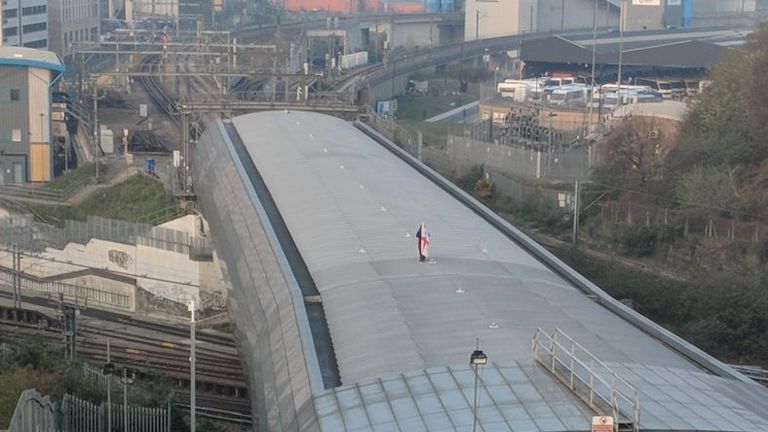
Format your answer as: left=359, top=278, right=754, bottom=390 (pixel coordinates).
left=549, top=84, right=589, bottom=107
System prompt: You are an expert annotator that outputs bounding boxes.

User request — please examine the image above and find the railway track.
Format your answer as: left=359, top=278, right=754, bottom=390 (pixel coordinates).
left=0, top=305, right=249, bottom=415
left=137, top=55, right=179, bottom=125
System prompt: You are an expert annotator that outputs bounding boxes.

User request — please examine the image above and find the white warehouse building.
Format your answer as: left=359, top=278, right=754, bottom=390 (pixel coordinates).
left=0, top=47, right=64, bottom=184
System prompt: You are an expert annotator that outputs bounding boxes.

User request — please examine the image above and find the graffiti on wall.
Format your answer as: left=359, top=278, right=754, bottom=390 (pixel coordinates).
left=108, top=249, right=133, bottom=270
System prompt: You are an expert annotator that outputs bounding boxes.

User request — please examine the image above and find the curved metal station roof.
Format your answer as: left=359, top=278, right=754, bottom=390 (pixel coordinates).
left=227, top=111, right=768, bottom=431
left=0, top=47, right=64, bottom=76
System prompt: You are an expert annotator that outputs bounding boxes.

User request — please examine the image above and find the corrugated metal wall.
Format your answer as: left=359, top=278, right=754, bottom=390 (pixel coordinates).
left=0, top=67, right=30, bottom=183
left=27, top=67, right=51, bottom=182
left=0, top=68, right=30, bottom=150
left=193, top=120, right=323, bottom=432
left=0, top=65, right=51, bottom=183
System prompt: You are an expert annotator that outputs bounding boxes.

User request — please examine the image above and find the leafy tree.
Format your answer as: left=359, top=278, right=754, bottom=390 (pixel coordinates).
left=597, top=116, right=667, bottom=190
left=671, top=26, right=768, bottom=170
left=10, top=336, right=58, bottom=372
left=675, top=165, right=741, bottom=213
left=459, top=164, right=484, bottom=192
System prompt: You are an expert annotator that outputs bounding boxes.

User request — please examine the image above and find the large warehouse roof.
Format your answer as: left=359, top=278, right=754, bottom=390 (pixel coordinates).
left=522, top=27, right=747, bottom=68
left=217, top=111, right=768, bottom=431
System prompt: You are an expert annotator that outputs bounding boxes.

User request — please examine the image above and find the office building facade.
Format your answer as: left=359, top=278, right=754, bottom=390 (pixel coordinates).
left=1, top=0, right=49, bottom=49
left=48, top=0, right=101, bottom=57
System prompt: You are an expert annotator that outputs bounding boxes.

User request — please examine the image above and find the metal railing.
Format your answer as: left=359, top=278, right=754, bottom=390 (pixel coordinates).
left=0, top=266, right=135, bottom=312
left=60, top=393, right=170, bottom=432
left=7, top=389, right=57, bottom=432
left=81, top=362, right=129, bottom=392
left=533, top=328, right=640, bottom=432
left=729, top=364, right=768, bottom=385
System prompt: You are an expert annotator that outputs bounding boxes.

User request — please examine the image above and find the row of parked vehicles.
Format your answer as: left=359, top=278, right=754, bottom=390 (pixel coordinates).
left=496, top=76, right=711, bottom=109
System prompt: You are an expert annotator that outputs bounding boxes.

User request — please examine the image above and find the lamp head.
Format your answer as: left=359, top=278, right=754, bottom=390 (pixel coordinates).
left=470, top=350, right=488, bottom=366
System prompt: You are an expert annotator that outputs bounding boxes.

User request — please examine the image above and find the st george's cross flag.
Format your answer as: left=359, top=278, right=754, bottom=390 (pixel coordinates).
left=416, top=223, right=430, bottom=262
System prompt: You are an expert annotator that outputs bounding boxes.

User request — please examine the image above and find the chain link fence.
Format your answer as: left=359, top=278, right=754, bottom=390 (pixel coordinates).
left=0, top=268, right=134, bottom=311
left=596, top=201, right=768, bottom=245
left=0, top=215, right=211, bottom=257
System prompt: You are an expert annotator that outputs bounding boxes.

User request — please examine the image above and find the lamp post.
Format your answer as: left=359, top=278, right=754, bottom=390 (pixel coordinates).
left=470, top=340, right=488, bottom=432
left=104, top=338, right=113, bottom=432
left=189, top=301, right=196, bottom=432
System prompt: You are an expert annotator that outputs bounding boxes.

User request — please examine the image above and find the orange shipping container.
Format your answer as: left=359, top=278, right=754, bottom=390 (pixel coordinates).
left=284, top=0, right=353, bottom=13
left=384, top=1, right=424, bottom=13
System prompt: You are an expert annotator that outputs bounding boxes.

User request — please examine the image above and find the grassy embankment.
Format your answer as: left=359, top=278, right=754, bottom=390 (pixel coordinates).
left=33, top=174, right=175, bottom=224
left=395, top=90, right=477, bottom=148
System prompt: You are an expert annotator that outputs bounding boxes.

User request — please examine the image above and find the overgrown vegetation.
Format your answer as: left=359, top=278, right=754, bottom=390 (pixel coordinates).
left=458, top=165, right=573, bottom=236
left=393, top=75, right=479, bottom=148
left=597, top=26, right=768, bottom=217
left=554, top=247, right=768, bottom=366
left=454, top=160, right=768, bottom=366
left=33, top=174, right=175, bottom=224
left=397, top=119, right=463, bottom=149
left=568, top=27, right=768, bottom=364
left=0, top=336, right=208, bottom=431
left=395, top=93, right=475, bottom=121
left=42, top=162, right=106, bottom=194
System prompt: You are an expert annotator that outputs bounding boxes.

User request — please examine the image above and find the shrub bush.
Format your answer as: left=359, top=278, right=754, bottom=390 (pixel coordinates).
left=618, top=226, right=659, bottom=257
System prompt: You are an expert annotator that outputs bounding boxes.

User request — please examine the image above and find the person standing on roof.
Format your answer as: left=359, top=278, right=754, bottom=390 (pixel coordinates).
left=416, top=223, right=430, bottom=262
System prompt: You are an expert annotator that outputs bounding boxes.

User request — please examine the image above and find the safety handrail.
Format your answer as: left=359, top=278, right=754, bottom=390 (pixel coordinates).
left=533, top=328, right=640, bottom=432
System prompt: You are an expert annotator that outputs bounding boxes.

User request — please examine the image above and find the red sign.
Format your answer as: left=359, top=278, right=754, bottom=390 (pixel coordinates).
left=592, top=416, right=614, bottom=432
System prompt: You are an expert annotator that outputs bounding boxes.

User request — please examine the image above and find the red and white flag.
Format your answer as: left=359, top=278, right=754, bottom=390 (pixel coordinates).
left=416, top=223, right=430, bottom=261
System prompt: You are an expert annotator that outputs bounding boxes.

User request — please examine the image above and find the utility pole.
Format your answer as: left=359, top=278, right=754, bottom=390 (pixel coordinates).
left=92, top=85, right=101, bottom=183
left=617, top=0, right=626, bottom=105
left=123, top=367, right=128, bottom=432
left=475, top=10, right=480, bottom=41
left=107, top=338, right=112, bottom=432
left=561, top=0, right=566, bottom=31
left=17, top=0, right=23, bottom=46
left=60, top=294, right=77, bottom=361
left=530, top=5, right=535, bottom=33
left=572, top=180, right=581, bottom=247
left=12, top=244, right=21, bottom=309
left=189, top=301, right=196, bottom=432
left=180, top=106, right=189, bottom=195
left=588, top=0, right=599, bottom=135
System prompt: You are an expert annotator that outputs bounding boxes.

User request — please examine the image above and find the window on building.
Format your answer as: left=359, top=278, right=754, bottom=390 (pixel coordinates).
left=4, top=8, right=17, bottom=18
left=22, top=22, right=47, bottom=34
left=24, top=39, right=48, bottom=49
left=22, top=5, right=46, bottom=16
left=11, top=129, right=22, bottom=142
left=3, top=27, right=18, bottom=37
left=10, top=89, right=20, bottom=102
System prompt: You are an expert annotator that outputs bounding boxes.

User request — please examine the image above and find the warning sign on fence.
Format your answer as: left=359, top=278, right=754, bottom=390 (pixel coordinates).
left=592, top=416, right=614, bottom=432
